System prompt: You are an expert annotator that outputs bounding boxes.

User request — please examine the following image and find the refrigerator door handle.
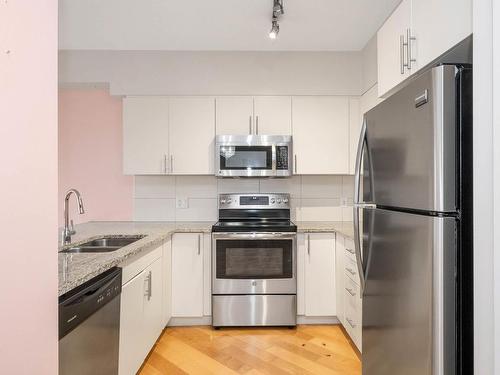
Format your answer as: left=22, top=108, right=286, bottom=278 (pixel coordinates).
left=354, top=117, right=367, bottom=292
left=354, top=117, right=366, bottom=206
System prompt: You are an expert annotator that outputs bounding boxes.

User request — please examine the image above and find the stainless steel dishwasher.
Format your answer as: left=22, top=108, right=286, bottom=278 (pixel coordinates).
left=59, top=267, right=122, bottom=375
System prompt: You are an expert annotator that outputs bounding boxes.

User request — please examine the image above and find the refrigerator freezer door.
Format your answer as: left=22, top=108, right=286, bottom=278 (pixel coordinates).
left=363, top=65, right=458, bottom=213
left=361, top=208, right=456, bottom=375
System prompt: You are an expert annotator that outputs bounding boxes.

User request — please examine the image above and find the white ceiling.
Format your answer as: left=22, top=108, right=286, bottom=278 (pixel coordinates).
left=59, top=0, right=400, bottom=51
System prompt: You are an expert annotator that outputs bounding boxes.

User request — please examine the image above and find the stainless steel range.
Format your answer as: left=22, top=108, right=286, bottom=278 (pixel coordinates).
left=212, top=193, right=297, bottom=327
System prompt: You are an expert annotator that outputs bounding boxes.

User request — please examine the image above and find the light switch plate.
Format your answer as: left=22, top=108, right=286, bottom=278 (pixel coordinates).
left=176, top=197, right=189, bottom=209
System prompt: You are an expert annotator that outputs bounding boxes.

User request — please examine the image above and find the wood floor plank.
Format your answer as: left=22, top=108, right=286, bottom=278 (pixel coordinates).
left=141, top=325, right=361, bottom=375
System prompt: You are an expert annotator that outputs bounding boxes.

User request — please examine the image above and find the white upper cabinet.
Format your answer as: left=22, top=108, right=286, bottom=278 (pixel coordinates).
left=378, top=0, right=472, bottom=97
left=377, top=0, right=412, bottom=98
left=292, top=96, right=349, bottom=175
left=349, top=97, right=361, bottom=175
left=253, top=96, right=292, bottom=135
left=169, top=97, right=215, bottom=175
left=171, top=233, right=204, bottom=317
left=411, top=0, right=472, bottom=70
left=304, top=233, right=336, bottom=317
left=123, top=96, right=169, bottom=175
left=215, top=96, right=254, bottom=135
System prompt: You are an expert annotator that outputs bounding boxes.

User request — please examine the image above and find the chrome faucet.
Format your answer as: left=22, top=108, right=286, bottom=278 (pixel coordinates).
left=63, top=189, right=85, bottom=245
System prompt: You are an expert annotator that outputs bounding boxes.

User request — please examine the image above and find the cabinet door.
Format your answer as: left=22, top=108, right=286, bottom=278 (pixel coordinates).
left=254, top=96, right=292, bottom=135
left=123, top=96, right=169, bottom=175
left=216, top=96, right=254, bottom=135
left=169, top=97, right=215, bottom=174
left=143, top=257, right=164, bottom=348
left=171, top=233, right=204, bottom=317
left=292, top=96, right=349, bottom=175
left=377, top=0, right=411, bottom=97
left=296, top=234, right=306, bottom=315
left=119, top=272, right=147, bottom=375
left=349, top=98, right=361, bottom=175
left=304, top=233, right=336, bottom=316
left=412, top=0, right=471, bottom=71
left=335, top=234, right=345, bottom=326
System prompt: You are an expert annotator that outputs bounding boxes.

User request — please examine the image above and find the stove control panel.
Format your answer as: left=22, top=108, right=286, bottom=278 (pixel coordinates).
left=218, top=193, right=291, bottom=209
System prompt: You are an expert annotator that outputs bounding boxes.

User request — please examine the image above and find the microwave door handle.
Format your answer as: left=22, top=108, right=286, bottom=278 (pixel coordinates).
left=271, top=144, right=277, bottom=174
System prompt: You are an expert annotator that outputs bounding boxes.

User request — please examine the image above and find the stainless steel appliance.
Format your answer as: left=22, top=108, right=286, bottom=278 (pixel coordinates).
left=59, top=267, right=122, bottom=375
left=212, top=193, right=297, bottom=327
left=215, top=135, right=292, bottom=177
left=354, top=65, right=472, bottom=374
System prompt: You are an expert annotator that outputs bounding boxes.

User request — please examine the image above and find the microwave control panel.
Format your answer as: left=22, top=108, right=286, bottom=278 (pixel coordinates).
left=276, top=146, right=289, bottom=170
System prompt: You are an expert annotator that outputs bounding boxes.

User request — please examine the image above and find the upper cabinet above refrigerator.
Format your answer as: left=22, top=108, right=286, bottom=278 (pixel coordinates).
left=377, top=0, right=472, bottom=97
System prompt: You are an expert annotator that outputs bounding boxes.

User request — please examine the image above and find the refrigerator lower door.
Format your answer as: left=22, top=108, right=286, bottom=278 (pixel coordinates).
left=361, top=208, right=456, bottom=375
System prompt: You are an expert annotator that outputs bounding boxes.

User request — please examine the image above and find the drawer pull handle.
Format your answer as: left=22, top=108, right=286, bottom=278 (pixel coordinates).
left=346, top=318, right=356, bottom=329
left=346, top=268, right=356, bottom=276
left=346, top=248, right=355, bottom=255
left=346, top=287, right=356, bottom=297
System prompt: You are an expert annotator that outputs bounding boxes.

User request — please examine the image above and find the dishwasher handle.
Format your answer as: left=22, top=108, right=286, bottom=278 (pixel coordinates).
left=59, top=267, right=122, bottom=339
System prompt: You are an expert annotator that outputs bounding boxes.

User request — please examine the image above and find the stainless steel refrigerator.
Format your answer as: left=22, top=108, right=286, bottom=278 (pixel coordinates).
left=353, top=65, right=473, bottom=375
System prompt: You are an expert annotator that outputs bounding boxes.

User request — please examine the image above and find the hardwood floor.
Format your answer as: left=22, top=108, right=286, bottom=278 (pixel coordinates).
left=139, top=325, right=361, bottom=375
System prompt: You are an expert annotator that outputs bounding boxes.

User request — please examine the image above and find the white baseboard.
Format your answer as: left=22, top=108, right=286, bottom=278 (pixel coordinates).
left=297, top=315, right=340, bottom=325
left=168, top=316, right=212, bottom=326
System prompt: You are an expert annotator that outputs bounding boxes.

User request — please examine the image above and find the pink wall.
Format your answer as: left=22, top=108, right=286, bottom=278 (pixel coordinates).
left=58, top=89, right=133, bottom=225
left=0, top=0, right=58, bottom=373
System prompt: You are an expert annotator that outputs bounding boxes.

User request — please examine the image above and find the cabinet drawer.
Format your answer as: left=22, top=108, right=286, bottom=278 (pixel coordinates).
left=121, top=244, right=163, bottom=285
left=344, top=238, right=356, bottom=263
left=344, top=276, right=362, bottom=350
left=345, top=256, right=360, bottom=285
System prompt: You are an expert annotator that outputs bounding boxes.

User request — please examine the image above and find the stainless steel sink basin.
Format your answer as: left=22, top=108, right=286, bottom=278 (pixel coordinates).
left=61, top=235, right=145, bottom=254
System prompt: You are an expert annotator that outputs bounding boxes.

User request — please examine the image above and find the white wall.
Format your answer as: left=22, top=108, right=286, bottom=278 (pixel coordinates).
left=134, top=175, right=355, bottom=223
left=473, top=0, right=500, bottom=373
left=59, top=51, right=363, bottom=96
left=0, top=0, right=58, bottom=373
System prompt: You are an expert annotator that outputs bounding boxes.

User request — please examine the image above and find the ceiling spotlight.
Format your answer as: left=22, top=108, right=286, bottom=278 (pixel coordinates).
left=269, top=20, right=279, bottom=39
left=268, top=0, right=284, bottom=39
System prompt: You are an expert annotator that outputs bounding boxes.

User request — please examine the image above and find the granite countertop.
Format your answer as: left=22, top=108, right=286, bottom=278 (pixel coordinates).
left=58, top=221, right=213, bottom=296
left=296, top=221, right=354, bottom=239
left=59, top=220, right=354, bottom=297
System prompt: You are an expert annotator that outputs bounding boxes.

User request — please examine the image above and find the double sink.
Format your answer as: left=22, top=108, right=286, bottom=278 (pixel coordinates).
left=61, top=235, right=145, bottom=254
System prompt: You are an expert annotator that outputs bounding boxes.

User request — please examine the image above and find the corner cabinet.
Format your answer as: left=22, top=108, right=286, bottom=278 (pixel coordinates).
left=292, top=97, right=349, bottom=175
left=171, top=233, right=204, bottom=317
left=377, top=0, right=471, bottom=97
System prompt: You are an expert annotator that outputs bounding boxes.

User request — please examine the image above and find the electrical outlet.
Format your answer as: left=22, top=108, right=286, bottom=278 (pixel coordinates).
left=176, top=197, right=189, bottom=209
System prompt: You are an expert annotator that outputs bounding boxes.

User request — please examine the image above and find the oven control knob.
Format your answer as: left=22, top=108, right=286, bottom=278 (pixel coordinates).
left=227, top=198, right=232, bottom=204
left=270, top=198, right=275, bottom=204
left=283, top=198, right=289, bottom=203
left=277, top=198, right=282, bottom=204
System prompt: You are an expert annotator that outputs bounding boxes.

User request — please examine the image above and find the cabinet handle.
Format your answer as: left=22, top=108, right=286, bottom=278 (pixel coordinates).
left=346, top=317, right=356, bottom=329
left=170, top=155, right=173, bottom=174
left=346, top=287, right=356, bottom=297
left=307, top=234, right=310, bottom=256
left=406, top=28, right=416, bottom=70
left=164, top=154, right=167, bottom=174
left=198, top=234, right=201, bottom=255
left=346, top=248, right=355, bottom=255
left=144, top=271, right=152, bottom=300
left=400, top=35, right=405, bottom=74
left=294, top=155, right=297, bottom=174
left=256, top=116, right=259, bottom=135
left=346, top=267, right=356, bottom=276
left=249, top=116, right=252, bottom=135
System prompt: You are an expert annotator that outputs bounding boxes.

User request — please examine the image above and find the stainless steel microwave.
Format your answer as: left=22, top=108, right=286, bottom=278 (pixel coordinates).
left=215, top=135, right=292, bottom=177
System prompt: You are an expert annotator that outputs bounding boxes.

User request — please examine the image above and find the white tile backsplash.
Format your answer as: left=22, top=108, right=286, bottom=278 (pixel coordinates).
left=134, top=176, right=175, bottom=198
left=301, top=175, right=343, bottom=198
left=134, top=198, right=176, bottom=221
left=134, top=175, right=354, bottom=222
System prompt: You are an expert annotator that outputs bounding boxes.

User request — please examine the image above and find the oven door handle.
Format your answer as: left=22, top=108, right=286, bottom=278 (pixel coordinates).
left=212, top=232, right=297, bottom=240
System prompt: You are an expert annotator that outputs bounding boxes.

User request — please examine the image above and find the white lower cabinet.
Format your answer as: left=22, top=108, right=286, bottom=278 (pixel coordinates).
left=335, top=234, right=346, bottom=326
left=301, top=233, right=337, bottom=317
left=119, top=245, right=164, bottom=375
left=171, top=233, right=204, bottom=317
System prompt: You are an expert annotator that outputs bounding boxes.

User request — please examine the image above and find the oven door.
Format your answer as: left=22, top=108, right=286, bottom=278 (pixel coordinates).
left=212, top=233, right=297, bottom=295
left=216, top=144, right=276, bottom=177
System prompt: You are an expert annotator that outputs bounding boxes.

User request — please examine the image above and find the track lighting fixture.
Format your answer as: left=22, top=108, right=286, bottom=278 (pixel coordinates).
left=269, top=0, right=284, bottom=39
